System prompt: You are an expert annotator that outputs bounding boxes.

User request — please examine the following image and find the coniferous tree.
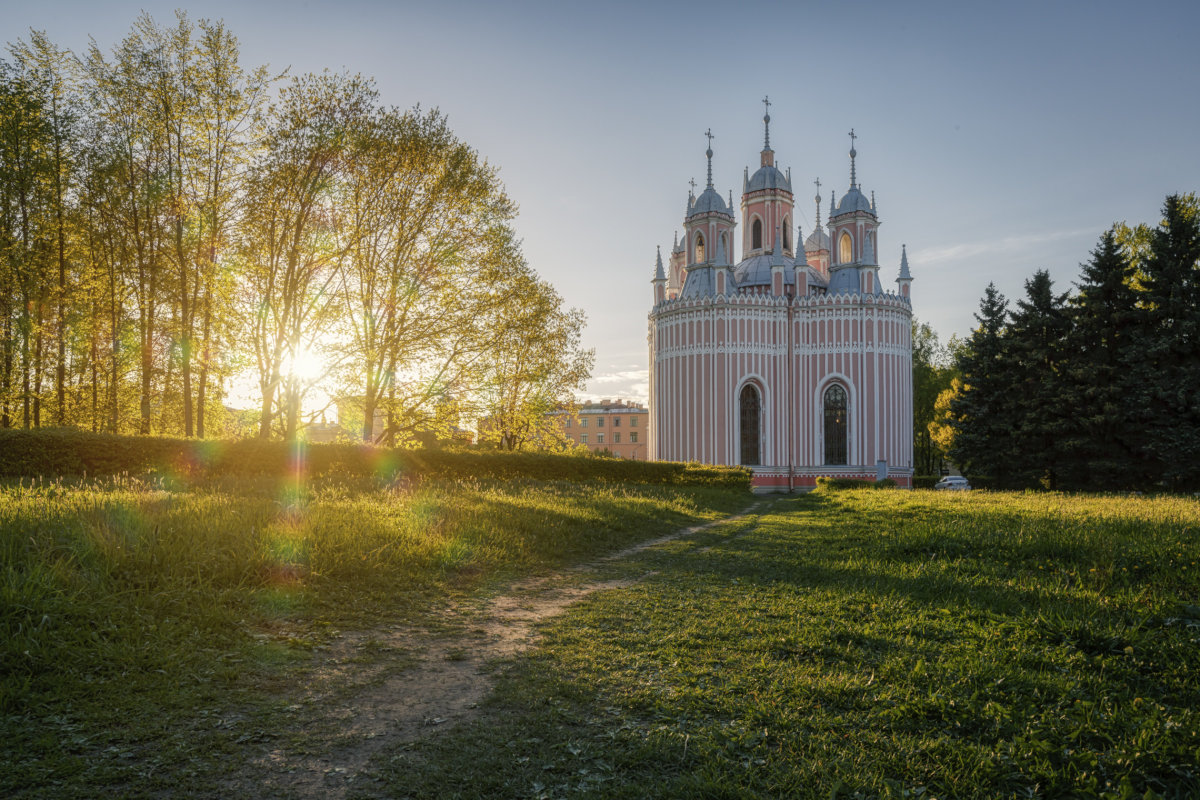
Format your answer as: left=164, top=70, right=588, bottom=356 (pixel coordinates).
left=949, top=283, right=1014, bottom=484
left=1005, top=270, right=1070, bottom=488
left=1133, top=194, right=1200, bottom=489
left=1059, top=229, right=1140, bottom=488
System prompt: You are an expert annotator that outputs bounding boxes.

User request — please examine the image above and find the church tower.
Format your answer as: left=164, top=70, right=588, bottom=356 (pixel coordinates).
left=828, top=130, right=883, bottom=295
left=741, top=96, right=795, bottom=259
left=680, top=130, right=736, bottom=297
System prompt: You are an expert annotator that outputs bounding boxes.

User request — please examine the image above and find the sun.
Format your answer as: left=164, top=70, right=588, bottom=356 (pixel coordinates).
left=286, top=346, right=326, bottom=383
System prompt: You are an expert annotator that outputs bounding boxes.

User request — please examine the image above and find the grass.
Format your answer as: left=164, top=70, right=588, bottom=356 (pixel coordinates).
left=380, top=489, right=1200, bottom=800
left=0, top=472, right=748, bottom=798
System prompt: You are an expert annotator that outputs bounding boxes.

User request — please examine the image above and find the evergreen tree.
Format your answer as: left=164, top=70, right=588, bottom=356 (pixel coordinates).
left=1059, top=229, right=1140, bottom=488
left=1133, top=194, right=1200, bottom=489
left=949, top=283, right=1015, bottom=484
left=1005, top=270, right=1070, bottom=488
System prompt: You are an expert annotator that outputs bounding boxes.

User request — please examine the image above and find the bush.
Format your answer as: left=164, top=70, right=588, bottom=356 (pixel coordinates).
left=0, top=429, right=752, bottom=491
left=912, top=475, right=939, bottom=489
left=814, top=476, right=898, bottom=491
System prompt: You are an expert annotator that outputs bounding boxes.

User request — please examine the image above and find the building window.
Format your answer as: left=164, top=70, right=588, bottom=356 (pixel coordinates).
left=580, top=418, right=588, bottom=427
left=613, top=416, right=621, bottom=427
left=752, top=218, right=762, bottom=250
left=564, top=417, right=571, bottom=428
left=824, top=384, right=848, bottom=465
left=782, top=218, right=790, bottom=251
left=597, top=433, right=605, bottom=444
left=695, top=233, right=705, bottom=263
left=631, top=416, right=638, bottom=427
left=614, top=432, right=621, bottom=444
left=739, top=384, right=761, bottom=466
left=581, top=434, right=588, bottom=443
left=597, top=417, right=604, bottom=427
left=839, top=231, right=853, bottom=264
left=630, top=432, right=638, bottom=443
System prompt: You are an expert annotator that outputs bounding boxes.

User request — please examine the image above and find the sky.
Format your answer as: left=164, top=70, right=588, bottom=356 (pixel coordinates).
left=4, top=0, right=1199, bottom=409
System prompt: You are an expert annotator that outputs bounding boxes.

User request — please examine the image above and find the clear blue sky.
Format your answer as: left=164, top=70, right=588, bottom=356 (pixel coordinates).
left=6, top=0, right=1199, bottom=406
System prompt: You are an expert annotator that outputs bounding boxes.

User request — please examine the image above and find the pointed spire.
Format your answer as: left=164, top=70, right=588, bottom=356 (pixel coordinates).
left=813, top=177, right=822, bottom=229
left=762, top=95, right=772, bottom=150
left=828, top=190, right=835, bottom=224
left=654, top=245, right=665, bottom=280
left=796, top=226, right=810, bottom=266
left=743, top=167, right=749, bottom=193
left=704, top=128, right=715, bottom=189
left=728, top=189, right=734, bottom=209
left=871, top=190, right=876, bottom=212
left=672, top=230, right=679, bottom=250
left=848, top=128, right=858, bottom=189
left=898, top=244, right=912, bottom=281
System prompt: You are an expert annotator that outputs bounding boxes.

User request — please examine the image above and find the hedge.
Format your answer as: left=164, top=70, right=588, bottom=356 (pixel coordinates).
left=813, top=476, right=898, bottom=491
left=0, top=429, right=751, bottom=490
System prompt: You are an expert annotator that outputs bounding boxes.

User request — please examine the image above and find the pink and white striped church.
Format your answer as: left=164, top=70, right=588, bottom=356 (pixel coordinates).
left=648, top=104, right=914, bottom=491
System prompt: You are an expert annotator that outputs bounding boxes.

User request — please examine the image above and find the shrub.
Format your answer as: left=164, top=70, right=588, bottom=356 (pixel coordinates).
left=912, top=475, right=939, bottom=489
left=814, top=476, right=898, bottom=491
left=0, top=429, right=752, bottom=491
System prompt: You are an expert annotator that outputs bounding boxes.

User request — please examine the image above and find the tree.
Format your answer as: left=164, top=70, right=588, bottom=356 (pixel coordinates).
left=238, top=71, right=373, bottom=441
left=948, top=283, right=1016, bottom=483
left=335, top=105, right=516, bottom=445
left=475, top=239, right=593, bottom=451
left=1058, top=229, right=1141, bottom=489
left=911, top=318, right=954, bottom=475
left=1005, top=270, right=1070, bottom=488
left=1132, top=194, right=1200, bottom=489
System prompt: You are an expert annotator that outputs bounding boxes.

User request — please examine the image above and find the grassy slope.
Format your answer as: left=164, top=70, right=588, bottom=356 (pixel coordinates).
left=0, top=475, right=748, bottom=798
left=384, top=490, right=1200, bottom=800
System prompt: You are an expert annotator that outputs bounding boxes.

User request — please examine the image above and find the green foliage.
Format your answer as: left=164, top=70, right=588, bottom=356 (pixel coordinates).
left=950, top=194, right=1200, bottom=491
left=911, top=318, right=956, bottom=475
left=384, top=490, right=1200, bottom=799
left=0, top=428, right=752, bottom=490
left=813, top=476, right=897, bottom=491
left=911, top=474, right=940, bottom=488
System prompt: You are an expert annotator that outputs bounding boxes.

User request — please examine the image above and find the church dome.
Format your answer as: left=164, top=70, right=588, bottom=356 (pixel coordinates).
left=805, top=225, right=831, bottom=252
left=746, top=165, right=791, bottom=194
left=834, top=186, right=874, bottom=217
left=688, top=187, right=732, bottom=218
left=734, top=253, right=796, bottom=288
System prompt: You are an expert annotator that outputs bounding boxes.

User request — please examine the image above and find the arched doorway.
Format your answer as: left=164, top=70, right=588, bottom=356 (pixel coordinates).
left=824, top=384, right=848, bottom=465
left=739, top=384, right=761, bottom=466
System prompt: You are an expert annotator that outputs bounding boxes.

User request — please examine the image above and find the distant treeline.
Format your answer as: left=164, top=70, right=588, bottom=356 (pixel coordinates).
left=0, top=13, right=591, bottom=447
left=934, top=194, right=1200, bottom=491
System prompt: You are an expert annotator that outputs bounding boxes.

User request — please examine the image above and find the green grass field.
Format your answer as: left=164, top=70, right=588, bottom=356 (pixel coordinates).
left=2, top=481, right=1198, bottom=798
left=384, top=489, right=1200, bottom=800
left=0, top=474, right=747, bottom=798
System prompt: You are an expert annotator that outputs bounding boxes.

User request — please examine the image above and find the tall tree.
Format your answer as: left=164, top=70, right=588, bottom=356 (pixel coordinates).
left=948, top=283, right=1015, bottom=484
left=239, top=71, right=373, bottom=441
left=911, top=318, right=954, bottom=475
left=1058, top=229, right=1141, bottom=488
left=1005, top=270, right=1070, bottom=488
left=1133, top=194, right=1200, bottom=489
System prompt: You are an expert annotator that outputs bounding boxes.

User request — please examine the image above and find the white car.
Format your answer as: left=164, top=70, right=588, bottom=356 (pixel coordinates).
left=934, top=476, right=971, bottom=491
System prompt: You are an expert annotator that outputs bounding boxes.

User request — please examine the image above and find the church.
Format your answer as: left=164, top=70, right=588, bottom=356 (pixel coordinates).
left=648, top=102, right=914, bottom=490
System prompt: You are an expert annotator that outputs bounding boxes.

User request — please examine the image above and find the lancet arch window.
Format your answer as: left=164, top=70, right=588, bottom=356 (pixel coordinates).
left=839, top=231, right=853, bottom=264
left=694, top=233, right=705, bottom=263
left=782, top=218, right=790, bottom=251
left=739, top=384, right=761, bottom=466
left=751, top=218, right=763, bottom=251
left=823, top=383, right=848, bottom=465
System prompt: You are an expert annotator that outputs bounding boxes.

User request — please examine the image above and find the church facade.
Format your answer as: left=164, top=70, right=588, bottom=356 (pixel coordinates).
left=648, top=107, right=914, bottom=490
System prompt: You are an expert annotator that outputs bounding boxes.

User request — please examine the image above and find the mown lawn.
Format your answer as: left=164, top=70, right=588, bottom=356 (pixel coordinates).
left=0, top=474, right=748, bottom=798
left=383, top=489, right=1200, bottom=800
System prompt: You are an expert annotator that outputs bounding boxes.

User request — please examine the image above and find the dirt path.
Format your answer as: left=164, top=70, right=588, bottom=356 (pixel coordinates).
left=226, top=504, right=762, bottom=799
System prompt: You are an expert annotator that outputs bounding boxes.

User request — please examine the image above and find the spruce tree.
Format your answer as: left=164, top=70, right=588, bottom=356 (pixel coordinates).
left=1133, top=194, right=1200, bottom=489
left=949, top=283, right=1014, bottom=484
left=1060, top=229, right=1140, bottom=489
left=1005, top=270, right=1070, bottom=488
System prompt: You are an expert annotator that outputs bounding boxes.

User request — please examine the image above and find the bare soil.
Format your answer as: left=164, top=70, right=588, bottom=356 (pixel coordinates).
left=222, top=505, right=761, bottom=799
